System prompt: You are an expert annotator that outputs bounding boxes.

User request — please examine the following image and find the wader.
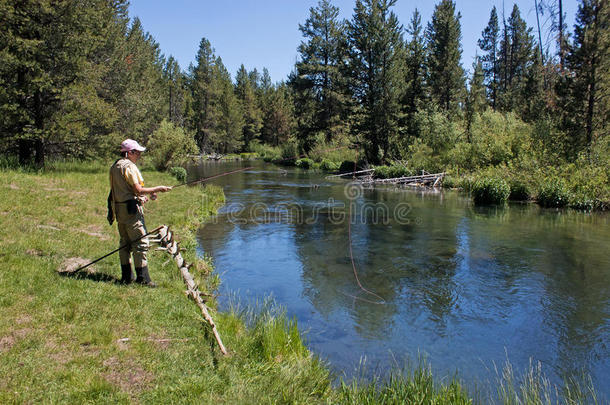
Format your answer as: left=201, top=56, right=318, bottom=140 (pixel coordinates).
left=109, top=159, right=152, bottom=284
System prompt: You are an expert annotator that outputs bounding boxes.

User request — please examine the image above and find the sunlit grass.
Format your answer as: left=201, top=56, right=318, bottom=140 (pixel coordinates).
left=0, top=161, right=604, bottom=403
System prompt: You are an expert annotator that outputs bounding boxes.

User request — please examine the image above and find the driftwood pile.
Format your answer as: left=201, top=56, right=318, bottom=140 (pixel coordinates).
left=360, top=172, right=445, bottom=187
left=150, top=226, right=228, bottom=355
left=326, top=169, right=445, bottom=188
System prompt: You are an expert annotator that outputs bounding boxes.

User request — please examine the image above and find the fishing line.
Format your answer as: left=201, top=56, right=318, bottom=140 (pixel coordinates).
left=172, top=166, right=254, bottom=188
left=346, top=147, right=386, bottom=305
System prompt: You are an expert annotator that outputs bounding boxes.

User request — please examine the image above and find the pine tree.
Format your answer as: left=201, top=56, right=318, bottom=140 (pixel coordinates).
left=235, top=64, right=262, bottom=150
left=261, top=84, right=295, bottom=146
left=0, top=0, right=131, bottom=165
left=347, top=0, right=405, bottom=164
left=465, top=58, right=487, bottom=139
left=478, top=6, right=500, bottom=110
left=403, top=9, right=427, bottom=119
left=521, top=53, right=546, bottom=123
left=164, top=56, right=187, bottom=126
left=294, top=0, right=348, bottom=146
left=565, top=0, right=609, bottom=156
left=425, top=0, right=465, bottom=116
left=215, top=58, right=244, bottom=153
left=190, top=38, right=222, bottom=152
left=497, top=5, right=535, bottom=111
left=115, top=18, right=166, bottom=144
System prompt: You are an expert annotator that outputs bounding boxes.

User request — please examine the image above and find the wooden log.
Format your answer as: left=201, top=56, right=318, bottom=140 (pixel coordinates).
left=359, top=172, right=445, bottom=186
left=152, top=226, right=228, bottom=355
left=325, top=169, right=375, bottom=179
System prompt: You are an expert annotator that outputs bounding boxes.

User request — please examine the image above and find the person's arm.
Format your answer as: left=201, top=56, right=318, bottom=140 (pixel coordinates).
left=133, top=184, right=172, bottom=195
left=124, top=165, right=172, bottom=196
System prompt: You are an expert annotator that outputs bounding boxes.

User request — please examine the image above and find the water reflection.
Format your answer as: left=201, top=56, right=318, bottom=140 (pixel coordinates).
left=193, top=161, right=610, bottom=398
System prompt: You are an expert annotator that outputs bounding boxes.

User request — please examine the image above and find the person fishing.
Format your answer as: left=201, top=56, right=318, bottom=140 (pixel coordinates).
left=108, top=139, right=172, bottom=287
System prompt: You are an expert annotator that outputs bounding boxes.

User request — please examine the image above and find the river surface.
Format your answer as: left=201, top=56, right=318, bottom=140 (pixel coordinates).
left=192, top=160, right=610, bottom=399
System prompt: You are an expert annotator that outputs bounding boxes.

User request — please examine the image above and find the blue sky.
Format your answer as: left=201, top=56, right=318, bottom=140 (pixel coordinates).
left=128, top=0, right=578, bottom=83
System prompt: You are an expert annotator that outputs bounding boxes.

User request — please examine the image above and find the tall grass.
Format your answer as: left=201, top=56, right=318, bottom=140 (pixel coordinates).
left=338, top=358, right=472, bottom=405
left=495, top=359, right=600, bottom=405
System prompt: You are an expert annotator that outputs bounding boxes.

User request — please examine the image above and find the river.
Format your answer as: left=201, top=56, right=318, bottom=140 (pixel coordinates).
left=191, top=160, right=610, bottom=399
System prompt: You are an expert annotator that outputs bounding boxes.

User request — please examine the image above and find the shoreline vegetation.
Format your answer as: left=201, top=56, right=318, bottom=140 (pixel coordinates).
left=0, top=161, right=603, bottom=403
left=200, top=140, right=609, bottom=212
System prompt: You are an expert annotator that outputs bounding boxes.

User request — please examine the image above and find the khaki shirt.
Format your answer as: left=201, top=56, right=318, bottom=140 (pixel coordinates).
left=109, top=158, right=144, bottom=223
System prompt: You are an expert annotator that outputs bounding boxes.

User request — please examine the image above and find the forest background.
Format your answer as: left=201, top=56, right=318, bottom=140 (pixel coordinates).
left=1, top=0, right=608, bottom=209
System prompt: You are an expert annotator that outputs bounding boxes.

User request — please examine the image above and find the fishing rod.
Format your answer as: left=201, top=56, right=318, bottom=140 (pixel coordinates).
left=70, top=167, right=252, bottom=273
left=68, top=225, right=165, bottom=274
left=172, top=166, right=254, bottom=189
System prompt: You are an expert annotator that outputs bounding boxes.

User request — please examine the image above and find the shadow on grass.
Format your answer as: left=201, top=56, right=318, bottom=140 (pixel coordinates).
left=58, top=270, right=120, bottom=284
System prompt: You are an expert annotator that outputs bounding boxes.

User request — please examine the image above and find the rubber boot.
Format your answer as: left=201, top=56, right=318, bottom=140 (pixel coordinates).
left=135, top=266, right=156, bottom=288
left=120, top=264, right=134, bottom=284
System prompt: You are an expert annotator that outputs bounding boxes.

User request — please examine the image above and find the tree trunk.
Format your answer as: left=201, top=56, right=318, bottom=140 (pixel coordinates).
left=18, top=139, right=33, bottom=166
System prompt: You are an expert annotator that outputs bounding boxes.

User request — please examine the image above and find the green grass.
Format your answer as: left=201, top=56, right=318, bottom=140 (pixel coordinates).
left=0, top=161, right=333, bottom=403
left=1, top=161, right=604, bottom=403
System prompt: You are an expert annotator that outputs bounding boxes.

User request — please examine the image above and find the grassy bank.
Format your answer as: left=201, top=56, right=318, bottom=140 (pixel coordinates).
left=0, top=161, right=333, bottom=403
left=0, top=162, right=603, bottom=403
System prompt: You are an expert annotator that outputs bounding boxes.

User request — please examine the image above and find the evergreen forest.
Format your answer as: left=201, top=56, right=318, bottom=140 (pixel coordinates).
left=1, top=0, right=608, bottom=209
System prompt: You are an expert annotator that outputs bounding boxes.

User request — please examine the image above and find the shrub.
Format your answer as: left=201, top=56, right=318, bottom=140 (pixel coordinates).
left=320, top=159, right=339, bottom=172
left=251, top=143, right=280, bottom=162
left=508, top=179, right=531, bottom=201
left=339, top=160, right=357, bottom=173
left=146, top=120, right=198, bottom=171
left=569, top=195, right=595, bottom=211
left=407, top=138, right=441, bottom=173
left=537, top=178, right=571, bottom=208
left=280, top=142, right=299, bottom=165
left=373, top=166, right=391, bottom=179
left=442, top=175, right=458, bottom=188
left=295, top=158, right=314, bottom=169
left=169, top=166, right=187, bottom=183
left=472, top=177, right=510, bottom=205
left=458, top=175, right=477, bottom=192
left=388, top=165, right=410, bottom=178
left=309, top=140, right=358, bottom=163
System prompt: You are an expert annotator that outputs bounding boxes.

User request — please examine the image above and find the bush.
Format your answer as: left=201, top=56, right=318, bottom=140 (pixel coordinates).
left=339, top=160, right=357, bottom=173
left=320, top=159, right=339, bottom=172
left=569, top=195, right=595, bottom=211
left=537, top=178, right=571, bottom=208
left=459, top=175, right=477, bottom=193
left=508, top=179, right=531, bottom=201
left=442, top=175, right=458, bottom=188
left=251, top=143, right=280, bottom=162
left=373, top=166, right=391, bottom=179
left=280, top=142, right=299, bottom=165
left=146, top=120, right=199, bottom=171
left=169, top=166, right=187, bottom=183
left=472, top=177, right=510, bottom=205
left=295, top=158, right=314, bottom=169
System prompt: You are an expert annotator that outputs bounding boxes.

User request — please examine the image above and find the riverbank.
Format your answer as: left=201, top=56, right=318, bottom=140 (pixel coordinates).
left=0, top=162, right=334, bottom=403
left=1, top=162, right=603, bottom=403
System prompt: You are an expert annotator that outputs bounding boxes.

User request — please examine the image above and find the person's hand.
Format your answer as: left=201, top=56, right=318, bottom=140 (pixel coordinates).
left=156, top=186, right=172, bottom=193
left=150, top=193, right=158, bottom=201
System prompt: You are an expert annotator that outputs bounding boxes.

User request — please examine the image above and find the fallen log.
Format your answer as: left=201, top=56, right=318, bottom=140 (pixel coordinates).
left=326, top=168, right=375, bottom=179
left=153, top=226, right=228, bottom=355
left=359, top=172, right=445, bottom=187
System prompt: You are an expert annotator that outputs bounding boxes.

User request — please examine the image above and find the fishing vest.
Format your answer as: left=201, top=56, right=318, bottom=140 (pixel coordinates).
left=109, top=158, right=142, bottom=203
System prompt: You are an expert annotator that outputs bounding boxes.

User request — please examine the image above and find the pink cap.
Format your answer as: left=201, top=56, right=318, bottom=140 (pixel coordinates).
left=120, top=139, right=146, bottom=152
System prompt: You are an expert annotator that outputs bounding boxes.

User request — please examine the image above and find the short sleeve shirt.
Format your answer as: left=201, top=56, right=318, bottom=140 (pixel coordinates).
left=124, top=164, right=144, bottom=187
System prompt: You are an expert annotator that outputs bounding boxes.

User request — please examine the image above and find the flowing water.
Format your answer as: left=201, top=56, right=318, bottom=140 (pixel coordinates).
left=192, top=160, right=610, bottom=398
